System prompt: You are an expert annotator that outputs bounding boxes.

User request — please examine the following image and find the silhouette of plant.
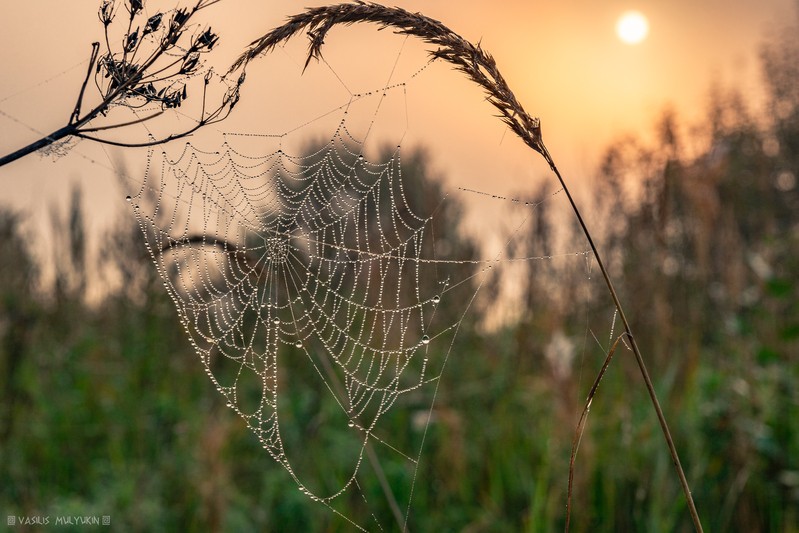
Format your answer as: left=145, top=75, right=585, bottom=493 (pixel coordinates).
left=0, top=0, right=244, bottom=168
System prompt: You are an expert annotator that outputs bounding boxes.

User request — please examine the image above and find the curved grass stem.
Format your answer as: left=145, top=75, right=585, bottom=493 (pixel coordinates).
left=541, top=146, right=703, bottom=533
left=237, top=4, right=704, bottom=530
left=566, top=333, right=626, bottom=532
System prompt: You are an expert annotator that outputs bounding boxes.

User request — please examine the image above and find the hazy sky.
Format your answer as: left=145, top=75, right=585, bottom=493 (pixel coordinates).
left=0, top=0, right=796, bottom=256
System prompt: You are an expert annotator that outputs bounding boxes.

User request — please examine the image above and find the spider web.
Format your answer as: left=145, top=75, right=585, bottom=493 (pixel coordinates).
left=131, top=119, right=485, bottom=527
left=127, top=36, right=587, bottom=531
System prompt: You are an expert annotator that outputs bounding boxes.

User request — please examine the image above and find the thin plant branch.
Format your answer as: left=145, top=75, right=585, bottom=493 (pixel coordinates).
left=234, top=3, right=703, bottom=531
left=77, top=110, right=165, bottom=133
left=539, top=145, right=703, bottom=532
left=71, top=42, right=101, bottom=124
left=0, top=0, right=243, bottom=169
left=565, top=332, right=625, bottom=532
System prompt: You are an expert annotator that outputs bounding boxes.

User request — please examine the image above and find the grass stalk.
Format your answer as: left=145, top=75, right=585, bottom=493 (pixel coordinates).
left=566, top=333, right=622, bottom=532
left=539, top=146, right=703, bottom=531
left=234, top=3, right=703, bottom=530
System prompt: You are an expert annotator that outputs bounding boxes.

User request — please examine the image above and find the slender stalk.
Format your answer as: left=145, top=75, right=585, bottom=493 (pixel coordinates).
left=541, top=146, right=703, bottom=533
left=71, top=42, right=101, bottom=124
left=78, top=110, right=165, bottom=133
left=566, top=333, right=623, bottom=532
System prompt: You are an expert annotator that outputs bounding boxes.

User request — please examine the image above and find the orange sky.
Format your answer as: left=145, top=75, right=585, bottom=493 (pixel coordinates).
left=0, top=0, right=796, bottom=265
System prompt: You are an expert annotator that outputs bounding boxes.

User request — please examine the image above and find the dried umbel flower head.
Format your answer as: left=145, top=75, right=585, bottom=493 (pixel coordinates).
left=94, top=0, right=229, bottom=111
left=99, top=1, right=115, bottom=25
left=0, top=0, right=243, bottom=167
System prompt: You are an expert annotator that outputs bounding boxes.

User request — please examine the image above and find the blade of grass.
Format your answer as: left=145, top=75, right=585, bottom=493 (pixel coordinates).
left=565, top=333, right=625, bottom=532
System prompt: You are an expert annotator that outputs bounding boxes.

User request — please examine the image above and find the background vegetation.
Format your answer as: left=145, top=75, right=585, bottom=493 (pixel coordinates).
left=1, top=16, right=797, bottom=533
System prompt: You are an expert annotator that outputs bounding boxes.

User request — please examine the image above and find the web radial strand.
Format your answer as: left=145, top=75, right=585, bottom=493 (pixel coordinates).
left=132, top=120, right=462, bottom=504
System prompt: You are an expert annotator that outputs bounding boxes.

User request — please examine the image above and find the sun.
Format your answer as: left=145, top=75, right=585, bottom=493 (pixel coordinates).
left=616, top=11, right=649, bottom=44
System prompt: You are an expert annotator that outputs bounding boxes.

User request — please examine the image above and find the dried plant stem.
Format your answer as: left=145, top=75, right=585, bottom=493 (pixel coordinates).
left=543, top=148, right=702, bottom=533
left=0, top=0, right=239, bottom=169
left=236, top=3, right=703, bottom=531
left=566, top=333, right=623, bottom=532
